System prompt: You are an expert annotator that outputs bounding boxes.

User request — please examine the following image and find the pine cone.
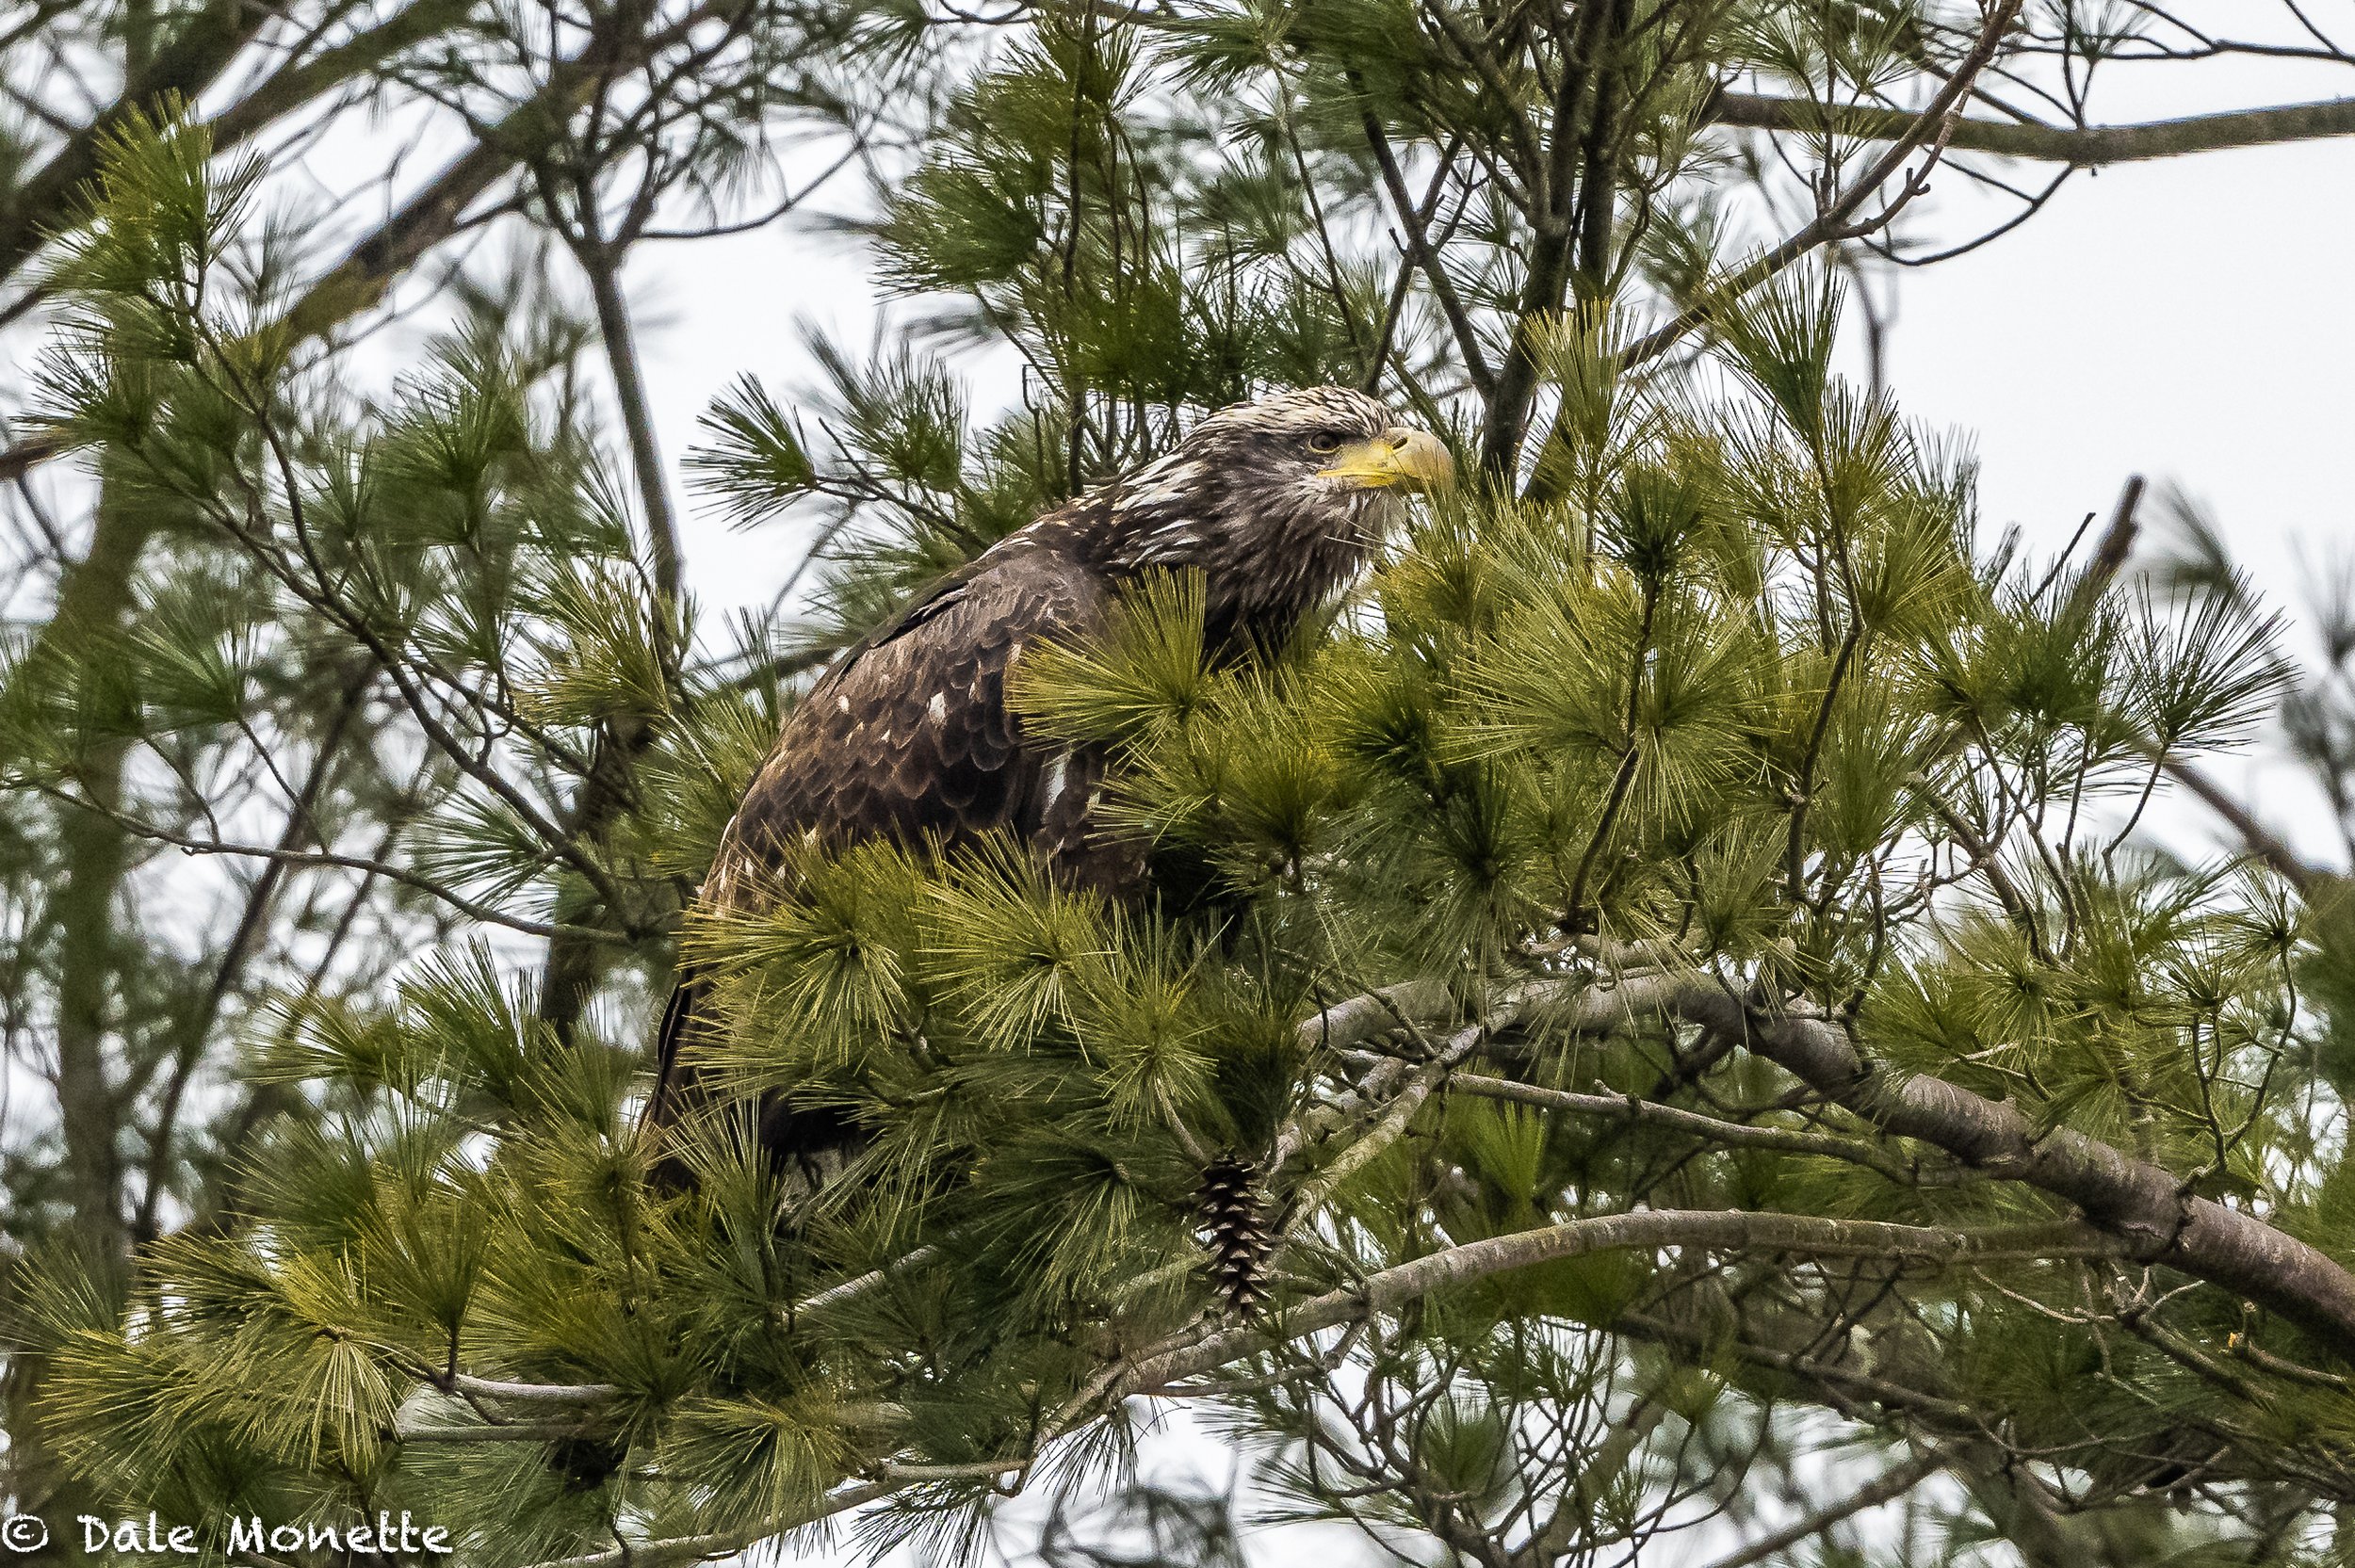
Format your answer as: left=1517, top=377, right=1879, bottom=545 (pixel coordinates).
left=1195, top=1155, right=1273, bottom=1317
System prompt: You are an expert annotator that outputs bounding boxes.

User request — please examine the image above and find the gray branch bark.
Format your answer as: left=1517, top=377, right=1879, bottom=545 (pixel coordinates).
left=1710, top=89, right=2355, bottom=167
left=1312, top=973, right=2355, bottom=1358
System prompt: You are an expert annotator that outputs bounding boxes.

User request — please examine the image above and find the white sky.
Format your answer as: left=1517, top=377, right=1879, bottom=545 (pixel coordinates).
left=1865, top=134, right=2355, bottom=870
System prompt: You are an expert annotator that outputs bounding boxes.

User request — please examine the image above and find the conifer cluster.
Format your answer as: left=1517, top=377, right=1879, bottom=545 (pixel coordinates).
left=8, top=2, right=2355, bottom=1565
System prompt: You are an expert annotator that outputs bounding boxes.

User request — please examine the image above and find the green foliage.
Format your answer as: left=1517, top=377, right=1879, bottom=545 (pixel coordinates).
left=39, top=214, right=2329, bottom=1559
left=683, top=374, right=818, bottom=526
left=12, top=8, right=2355, bottom=1568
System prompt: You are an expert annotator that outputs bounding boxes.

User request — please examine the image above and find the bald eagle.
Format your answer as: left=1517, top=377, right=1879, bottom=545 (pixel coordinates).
left=646, top=386, right=1453, bottom=1179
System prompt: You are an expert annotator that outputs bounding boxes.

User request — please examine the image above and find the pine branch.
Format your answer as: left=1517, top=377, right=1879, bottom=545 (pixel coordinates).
left=207, top=402, right=635, bottom=910
left=516, top=1477, right=900, bottom=1568
left=1479, top=0, right=1630, bottom=473
left=1302, top=973, right=2355, bottom=1358
left=395, top=1421, right=602, bottom=1443
left=206, top=0, right=483, bottom=153
left=1917, top=786, right=2050, bottom=960
left=1709, top=89, right=2355, bottom=167
left=554, top=171, right=685, bottom=625
left=2064, top=477, right=2326, bottom=893
left=531, top=170, right=688, bottom=1032
left=1356, top=95, right=1497, bottom=400
left=0, top=0, right=742, bottom=484
left=506, top=1210, right=2115, bottom=1568
left=131, top=667, right=377, bottom=1244
left=1447, top=1072, right=1930, bottom=1185
left=1614, top=1304, right=1975, bottom=1427
left=1130, top=1210, right=2120, bottom=1390
left=0, top=0, right=277, bottom=286
left=21, top=780, right=635, bottom=945
left=784, top=1244, right=944, bottom=1322
left=1519, top=1, right=2025, bottom=502
left=1280, top=1021, right=1485, bottom=1220
left=447, top=1373, right=624, bottom=1405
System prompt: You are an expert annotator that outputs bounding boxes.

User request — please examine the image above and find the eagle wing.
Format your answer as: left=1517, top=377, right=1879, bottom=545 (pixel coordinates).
left=647, top=540, right=1130, bottom=1164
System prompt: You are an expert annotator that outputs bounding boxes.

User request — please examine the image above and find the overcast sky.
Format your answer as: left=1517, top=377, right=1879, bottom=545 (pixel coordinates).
left=1859, top=131, right=2355, bottom=869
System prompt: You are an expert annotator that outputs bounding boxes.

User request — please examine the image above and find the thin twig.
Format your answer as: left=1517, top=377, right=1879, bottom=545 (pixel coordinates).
left=1697, top=1447, right=1948, bottom=1568
left=1616, top=0, right=2024, bottom=374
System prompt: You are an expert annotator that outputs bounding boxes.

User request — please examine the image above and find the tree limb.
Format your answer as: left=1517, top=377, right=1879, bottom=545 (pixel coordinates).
left=1307, top=971, right=2355, bottom=1358
left=2157, top=754, right=2324, bottom=895
left=24, top=780, right=634, bottom=945
left=1447, top=1071, right=1932, bottom=1186
left=1129, top=1209, right=2117, bottom=1390
left=1697, top=1446, right=1948, bottom=1568
left=504, top=1208, right=2118, bottom=1568
left=1356, top=94, right=1497, bottom=399
left=0, top=0, right=278, bottom=286
left=1710, top=89, right=2355, bottom=167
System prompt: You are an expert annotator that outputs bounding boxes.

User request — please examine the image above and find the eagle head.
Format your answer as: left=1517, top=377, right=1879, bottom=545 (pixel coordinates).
left=1091, top=386, right=1454, bottom=646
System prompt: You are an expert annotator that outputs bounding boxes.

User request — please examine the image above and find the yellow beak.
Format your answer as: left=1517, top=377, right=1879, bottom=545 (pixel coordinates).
left=1317, top=428, right=1456, bottom=492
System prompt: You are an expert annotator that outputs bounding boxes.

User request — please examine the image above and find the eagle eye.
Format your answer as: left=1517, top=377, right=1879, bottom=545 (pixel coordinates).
left=1306, top=428, right=1350, bottom=455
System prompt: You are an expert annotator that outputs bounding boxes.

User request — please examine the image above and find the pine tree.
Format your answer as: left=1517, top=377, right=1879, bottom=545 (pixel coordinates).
left=10, top=4, right=2355, bottom=1566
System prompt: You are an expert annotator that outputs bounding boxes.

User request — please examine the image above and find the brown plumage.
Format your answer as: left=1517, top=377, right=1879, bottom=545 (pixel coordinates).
left=645, top=386, right=1452, bottom=1181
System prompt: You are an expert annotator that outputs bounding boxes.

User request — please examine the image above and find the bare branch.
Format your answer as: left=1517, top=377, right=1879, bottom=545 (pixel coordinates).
left=1447, top=1072, right=1932, bottom=1186
left=24, top=781, right=633, bottom=946
left=1711, top=89, right=2355, bottom=167
left=1697, top=1447, right=1948, bottom=1568
left=1356, top=95, right=1498, bottom=399
left=1616, top=0, right=2025, bottom=374
left=2159, top=754, right=2326, bottom=894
